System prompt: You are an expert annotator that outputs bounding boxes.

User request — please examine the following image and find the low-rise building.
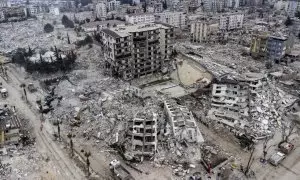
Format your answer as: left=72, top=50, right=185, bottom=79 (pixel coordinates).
left=219, top=13, right=244, bottom=30
left=164, top=100, right=204, bottom=143
left=0, top=106, right=21, bottom=146
left=100, top=23, right=174, bottom=80
left=155, top=11, right=186, bottom=28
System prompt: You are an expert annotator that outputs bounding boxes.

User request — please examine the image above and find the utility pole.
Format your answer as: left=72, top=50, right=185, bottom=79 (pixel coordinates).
left=245, top=147, right=255, bottom=176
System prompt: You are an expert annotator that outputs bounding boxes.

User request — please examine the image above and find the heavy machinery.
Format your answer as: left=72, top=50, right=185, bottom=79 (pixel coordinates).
left=27, top=83, right=37, bottom=93
left=1, top=88, right=8, bottom=98
left=109, top=160, right=134, bottom=180
left=70, top=105, right=90, bottom=126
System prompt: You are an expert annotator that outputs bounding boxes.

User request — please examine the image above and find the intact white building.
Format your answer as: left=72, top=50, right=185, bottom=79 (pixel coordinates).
left=0, top=10, right=5, bottom=20
left=155, top=11, right=186, bottom=28
left=219, top=13, right=244, bottom=30
left=0, top=0, right=11, bottom=7
left=226, top=0, right=240, bottom=8
left=125, top=13, right=155, bottom=24
left=107, top=0, right=120, bottom=11
left=49, top=6, right=59, bottom=16
left=95, top=2, right=107, bottom=18
left=285, top=0, right=298, bottom=17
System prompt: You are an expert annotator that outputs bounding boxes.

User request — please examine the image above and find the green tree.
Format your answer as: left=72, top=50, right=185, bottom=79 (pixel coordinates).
left=44, top=23, right=54, bottom=33
left=285, top=16, right=293, bottom=26
left=295, top=11, right=300, bottom=19
left=62, top=15, right=75, bottom=28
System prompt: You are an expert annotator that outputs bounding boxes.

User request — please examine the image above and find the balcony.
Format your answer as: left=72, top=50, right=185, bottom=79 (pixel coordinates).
left=133, top=36, right=147, bottom=41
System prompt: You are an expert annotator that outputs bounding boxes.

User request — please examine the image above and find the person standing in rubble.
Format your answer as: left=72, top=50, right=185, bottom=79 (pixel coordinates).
left=40, top=123, right=44, bottom=131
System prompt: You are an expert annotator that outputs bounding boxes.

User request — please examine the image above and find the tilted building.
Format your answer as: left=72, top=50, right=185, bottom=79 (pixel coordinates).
left=100, top=23, right=174, bottom=80
left=164, top=100, right=204, bottom=143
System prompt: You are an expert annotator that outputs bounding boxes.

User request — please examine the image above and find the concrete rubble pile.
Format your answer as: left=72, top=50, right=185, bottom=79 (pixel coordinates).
left=207, top=72, right=298, bottom=141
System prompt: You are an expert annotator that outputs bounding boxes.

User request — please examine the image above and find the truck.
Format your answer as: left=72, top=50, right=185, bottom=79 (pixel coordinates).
left=109, top=160, right=134, bottom=180
left=269, top=152, right=286, bottom=166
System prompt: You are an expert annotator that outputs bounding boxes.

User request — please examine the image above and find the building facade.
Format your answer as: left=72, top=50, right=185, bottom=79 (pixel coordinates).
left=266, top=35, right=288, bottom=61
left=100, top=23, right=174, bottom=80
left=164, top=100, right=204, bottom=143
left=107, top=0, right=120, bottom=11
left=125, top=13, right=155, bottom=24
left=191, top=21, right=208, bottom=43
left=126, top=111, right=157, bottom=160
left=95, top=2, right=107, bottom=19
left=285, top=0, right=298, bottom=17
left=250, top=33, right=269, bottom=58
left=219, top=13, right=244, bottom=30
left=155, top=11, right=186, bottom=28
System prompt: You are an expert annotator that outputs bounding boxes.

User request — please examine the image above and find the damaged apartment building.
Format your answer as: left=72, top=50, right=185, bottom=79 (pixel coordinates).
left=125, top=111, right=157, bottom=161
left=164, top=100, right=204, bottom=144
left=100, top=23, right=174, bottom=80
left=208, top=73, right=266, bottom=131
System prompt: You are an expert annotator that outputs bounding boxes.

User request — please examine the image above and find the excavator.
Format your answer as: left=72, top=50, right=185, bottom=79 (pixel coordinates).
left=70, top=105, right=90, bottom=126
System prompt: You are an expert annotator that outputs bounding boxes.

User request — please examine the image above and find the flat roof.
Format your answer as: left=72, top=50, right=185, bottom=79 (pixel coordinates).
left=82, top=20, right=125, bottom=28
left=104, top=23, right=171, bottom=37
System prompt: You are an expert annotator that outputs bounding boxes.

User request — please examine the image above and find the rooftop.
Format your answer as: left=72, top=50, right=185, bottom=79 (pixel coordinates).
left=102, top=23, right=171, bottom=38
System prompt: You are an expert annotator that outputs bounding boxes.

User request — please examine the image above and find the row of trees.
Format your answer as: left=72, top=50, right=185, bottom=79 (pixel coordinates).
left=11, top=46, right=77, bottom=73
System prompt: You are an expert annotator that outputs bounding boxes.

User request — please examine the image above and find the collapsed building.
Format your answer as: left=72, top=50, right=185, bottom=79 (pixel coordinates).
left=0, top=105, right=21, bottom=146
left=125, top=111, right=157, bottom=161
left=100, top=23, right=174, bottom=80
left=207, top=71, right=299, bottom=140
left=164, top=100, right=204, bottom=143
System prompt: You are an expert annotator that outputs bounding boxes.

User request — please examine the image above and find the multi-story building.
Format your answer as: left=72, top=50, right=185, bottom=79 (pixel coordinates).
left=219, top=13, right=244, bottom=30
left=285, top=0, right=298, bottom=17
left=266, top=35, right=289, bottom=62
left=125, top=13, right=155, bottom=24
left=292, top=18, right=300, bottom=36
left=126, top=111, right=157, bottom=160
left=1, top=6, right=27, bottom=20
left=49, top=5, right=59, bottom=16
left=226, top=0, right=240, bottom=8
left=203, top=0, right=225, bottom=12
left=0, top=0, right=11, bottom=7
left=164, top=100, right=204, bottom=143
left=208, top=80, right=249, bottom=128
left=100, top=23, right=174, bottom=80
left=0, top=9, right=5, bottom=20
left=191, top=21, right=208, bottom=43
left=26, top=4, right=47, bottom=16
left=250, top=32, right=269, bottom=58
left=147, top=2, right=163, bottom=13
left=155, top=11, right=186, bottom=28
left=107, top=0, right=120, bottom=11
left=190, top=20, right=219, bottom=43
left=95, top=2, right=107, bottom=19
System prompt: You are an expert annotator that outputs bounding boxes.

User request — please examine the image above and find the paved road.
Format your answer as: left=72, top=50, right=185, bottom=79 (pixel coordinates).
left=7, top=65, right=114, bottom=179
left=2, top=66, right=86, bottom=180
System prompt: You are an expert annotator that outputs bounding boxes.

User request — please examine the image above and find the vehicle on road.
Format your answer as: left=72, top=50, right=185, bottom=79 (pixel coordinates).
left=269, top=152, right=286, bottom=166
left=109, top=159, right=134, bottom=180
